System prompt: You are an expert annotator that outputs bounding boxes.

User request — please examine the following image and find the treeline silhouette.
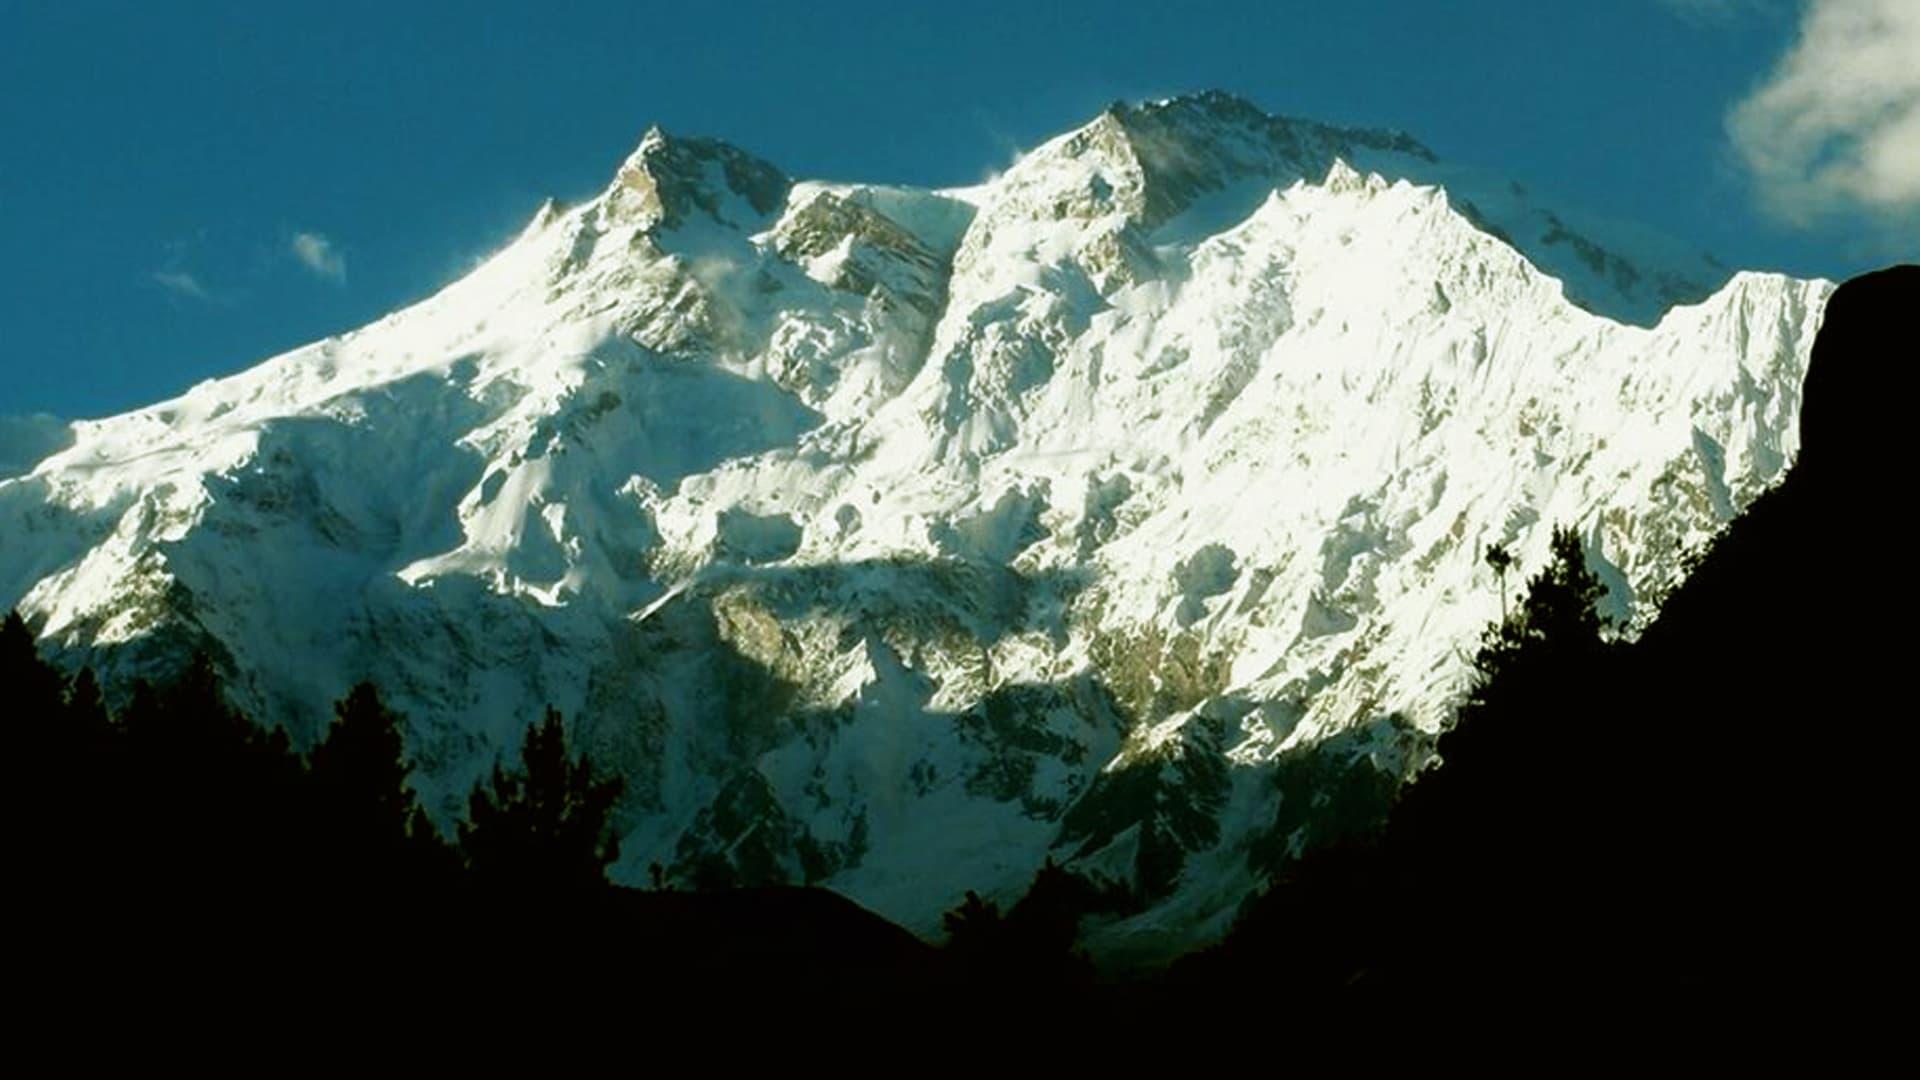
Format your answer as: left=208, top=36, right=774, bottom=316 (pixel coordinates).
left=2, top=624, right=968, bottom=1008
left=1, top=631, right=628, bottom=902
left=11, top=607, right=1150, bottom=1023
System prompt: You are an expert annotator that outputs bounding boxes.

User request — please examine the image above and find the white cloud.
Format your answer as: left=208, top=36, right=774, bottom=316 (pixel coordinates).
left=150, top=269, right=213, bottom=301
left=1728, top=0, right=1920, bottom=232
left=291, top=231, right=347, bottom=282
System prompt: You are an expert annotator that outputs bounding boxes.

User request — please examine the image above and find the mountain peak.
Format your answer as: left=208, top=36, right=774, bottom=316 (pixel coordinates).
left=975, top=93, right=1715, bottom=325
left=1321, top=157, right=1374, bottom=195
left=605, top=125, right=790, bottom=231
left=1015, top=92, right=1437, bottom=230
left=1132, top=89, right=1273, bottom=126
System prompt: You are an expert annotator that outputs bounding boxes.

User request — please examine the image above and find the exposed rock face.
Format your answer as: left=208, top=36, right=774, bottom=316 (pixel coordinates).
left=0, top=94, right=1829, bottom=958
left=610, top=127, right=791, bottom=231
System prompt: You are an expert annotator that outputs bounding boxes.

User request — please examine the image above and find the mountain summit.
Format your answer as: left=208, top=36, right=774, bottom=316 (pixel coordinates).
left=0, top=94, right=1827, bottom=956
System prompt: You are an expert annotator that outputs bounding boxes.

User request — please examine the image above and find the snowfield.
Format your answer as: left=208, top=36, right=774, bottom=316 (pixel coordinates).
left=0, top=93, right=1828, bottom=959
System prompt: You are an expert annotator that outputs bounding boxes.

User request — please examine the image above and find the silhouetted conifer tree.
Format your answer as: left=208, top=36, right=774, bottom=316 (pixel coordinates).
left=112, top=652, right=308, bottom=900
left=939, top=858, right=1104, bottom=989
left=311, top=683, right=414, bottom=826
left=1161, top=525, right=1628, bottom=1005
left=309, top=681, right=454, bottom=891
left=6, top=611, right=77, bottom=884
left=1470, top=525, right=1608, bottom=682
left=1001, top=857, right=1100, bottom=963
left=2, top=610, right=63, bottom=734
left=1485, top=541, right=1514, bottom=623
left=941, top=890, right=1002, bottom=957
left=460, top=707, right=623, bottom=892
left=65, top=667, right=110, bottom=740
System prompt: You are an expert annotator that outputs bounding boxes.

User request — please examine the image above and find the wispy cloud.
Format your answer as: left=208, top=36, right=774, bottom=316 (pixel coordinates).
left=150, top=269, right=214, bottom=301
left=1659, top=0, right=1767, bottom=23
left=1727, top=0, right=1920, bottom=234
left=290, top=231, right=347, bottom=282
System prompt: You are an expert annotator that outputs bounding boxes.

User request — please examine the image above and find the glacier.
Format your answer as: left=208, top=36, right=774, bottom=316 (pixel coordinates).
left=0, top=92, right=1829, bottom=959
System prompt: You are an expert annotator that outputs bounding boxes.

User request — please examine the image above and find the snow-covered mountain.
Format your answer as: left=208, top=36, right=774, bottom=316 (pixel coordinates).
left=0, top=93, right=1828, bottom=959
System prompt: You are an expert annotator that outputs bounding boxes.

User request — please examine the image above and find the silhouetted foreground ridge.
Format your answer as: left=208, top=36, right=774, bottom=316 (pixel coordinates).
left=1148, top=264, right=1918, bottom=1009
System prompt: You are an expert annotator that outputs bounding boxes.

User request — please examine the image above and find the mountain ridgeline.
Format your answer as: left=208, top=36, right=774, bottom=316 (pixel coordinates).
left=0, top=93, right=1836, bottom=954
left=8, top=267, right=1910, bottom=1009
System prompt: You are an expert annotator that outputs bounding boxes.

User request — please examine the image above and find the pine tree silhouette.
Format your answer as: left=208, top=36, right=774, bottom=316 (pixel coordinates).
left=111, top=652, right=308, bottom=904
left=1403, top=526, right=1613, bottom=855
left=5, top=611, right=83, bottom=891
left=942, top=890, right=1000, bottom=941
left=309, top=681, right=455, bottom=893
left=459, top=707, right=624, bottom=893
left=1470, top=526, right=1608, bottom=683
left=311, top=683, right=415, bottom=829
left=1484, top=541, right=1514, bottom=624
left=2, top=611, right=63, bottom=735
left=64, top=667, right=110, bottom=742
left=1156, top=525, right=1626, bottom=1005
left=938, top=858, right=1106, bottom=989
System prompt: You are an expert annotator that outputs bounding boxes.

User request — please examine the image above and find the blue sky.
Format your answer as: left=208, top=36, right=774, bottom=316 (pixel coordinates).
left=2, top=0, right=1913, bottom=419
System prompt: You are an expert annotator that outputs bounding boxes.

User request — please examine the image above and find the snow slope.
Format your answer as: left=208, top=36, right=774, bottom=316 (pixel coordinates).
left=0, top=94, right=1828, bottom=958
